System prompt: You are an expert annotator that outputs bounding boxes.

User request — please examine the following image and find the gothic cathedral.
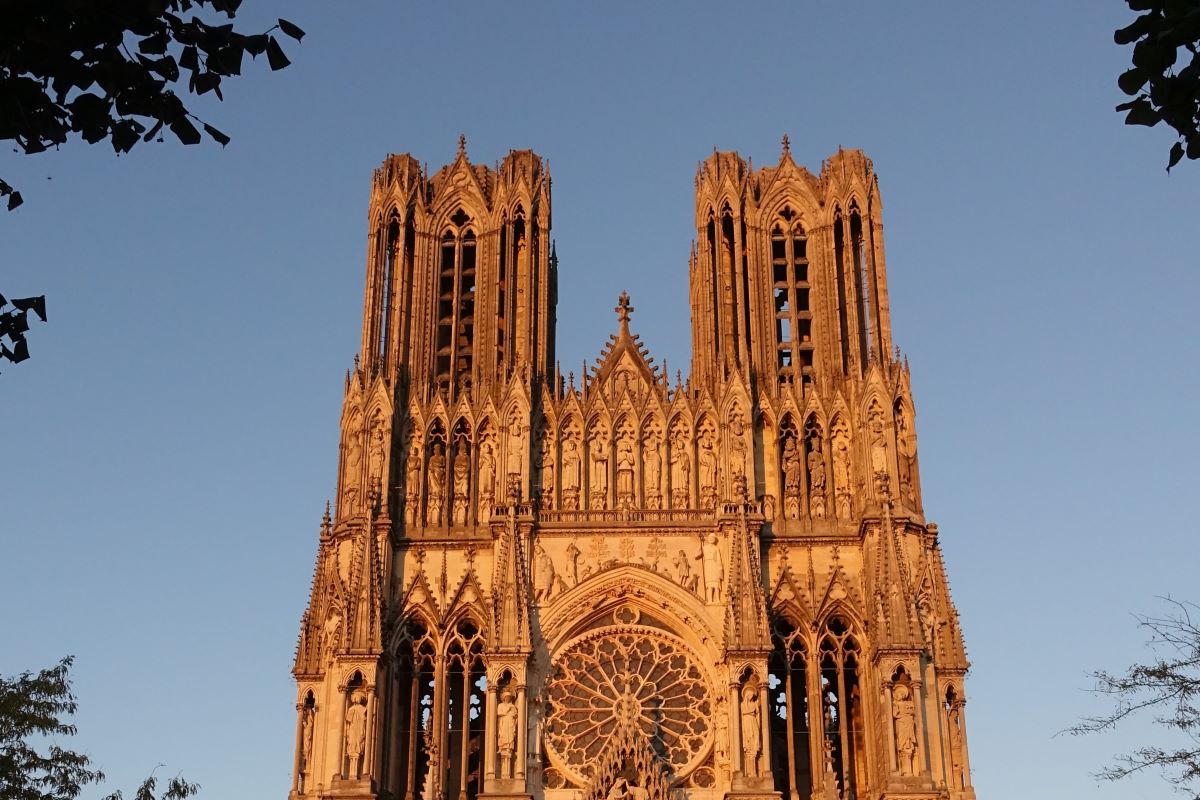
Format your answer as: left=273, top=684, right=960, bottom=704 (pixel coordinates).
left=289, top=139, right=978, bottom=800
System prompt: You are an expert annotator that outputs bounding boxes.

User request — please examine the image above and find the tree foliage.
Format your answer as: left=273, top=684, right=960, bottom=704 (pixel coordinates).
left=0, top=657, right=198, bottom=800
left=0, top=0, right=305, bottom=209
left=1115, top=0, right=1200, bottom=170
left=1069, top=598, right=1200, bottom=797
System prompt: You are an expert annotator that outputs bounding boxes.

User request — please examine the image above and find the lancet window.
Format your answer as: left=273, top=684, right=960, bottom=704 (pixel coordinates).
left=435, top=209, right=477, bottom=393
left=769, top=616, right=813, bottom=800
left=849, top=202, right=872, bottom=366
left=496, top=211, right=526, bottom=374
left=442, top=619, right=487, bottom=800
left=382, top=619, right=436, bottom=800
left=833, top=208, right=851, bottom=374
left=819, top=617, right=865, bottom=798
left=770, top=208, right=812, bottom=385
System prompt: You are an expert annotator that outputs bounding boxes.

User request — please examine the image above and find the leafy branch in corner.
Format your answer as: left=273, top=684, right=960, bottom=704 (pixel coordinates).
left=0, top=0, right=306, bottom=210
left=1066, top=597, right=1200, bottom=796
left=0, top=656, right=199, bottom=799
left=1114, top=0, right=1200, bottom=171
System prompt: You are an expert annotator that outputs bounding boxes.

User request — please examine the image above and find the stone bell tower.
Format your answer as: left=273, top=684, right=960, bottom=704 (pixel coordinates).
left=288, top=139, right=978, bottom=800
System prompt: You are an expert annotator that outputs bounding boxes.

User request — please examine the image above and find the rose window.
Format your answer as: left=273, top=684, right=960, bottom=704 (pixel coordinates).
left=544, top=626, right=712, bottom=783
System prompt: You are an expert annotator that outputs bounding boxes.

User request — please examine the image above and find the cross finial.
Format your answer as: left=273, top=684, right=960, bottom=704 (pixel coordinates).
left=616, top=291, right=634, bottom=332
left=781, top=133, right=791, bottom=157
left=457, top=133, right=467, bottom=157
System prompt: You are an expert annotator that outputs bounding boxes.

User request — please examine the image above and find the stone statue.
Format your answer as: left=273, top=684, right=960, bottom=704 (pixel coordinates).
left=643, top=440, right=661, bottom=507
left=832, top=424, right=852, bottom=519
left=714, top=699, right=730, bottom=767
left=534, top=543, right=556, bottom=602
left=478, top=442, right=495, bottom=520
left=728, top=416, right=748, bottom=483
left=565, top=539, right=581, bottom=585
left=562, top=439, right=581, bottom=490
left=368, top=421, right=386, bottom=486
left=345, top=690, right=368, bottom=777
left=740, top=683, right=761, bottom=777
left=892, top=683, right=918, bottom=776
left=507, top=423, right=527, bottom=481
left=426, top=445, right=445, bottom=526
left=870, top=413, right=888, bottom=477
left=699, top=436, right=717, bottom=509
left=301, top=707, right=315, bottom=771
left=808, top=440, right=826, bottom=517
left=670, top=436, right=691, bottom=509
left=616, top=437, right=635, bottom=504
left=782, top=436, right=802, bottom=492
left=497, top=689, right=518, bottom=778
left=697, top=533, right=723, bottom=603
left=673, top=549, right=691, bottom=588
left=452, top=449, right=469, bottom=525
left=322, top=609, right=342, bottom=660
left=539, top=440, right=555, bottom=510
left=346, top=429, right=363, bottom=482
left=590, top=437, right=609, bottom=509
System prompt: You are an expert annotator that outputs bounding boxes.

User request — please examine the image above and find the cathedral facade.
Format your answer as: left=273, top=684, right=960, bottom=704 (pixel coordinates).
left=289, top=139, right=977, bottom=800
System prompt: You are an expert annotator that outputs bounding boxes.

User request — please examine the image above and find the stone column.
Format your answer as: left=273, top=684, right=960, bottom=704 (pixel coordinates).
left=727, top=682, right=743, bottom=777
left=485, top=685, right=498, bottom=780
left=291, top=701, right=305, bottom=794
left=516, top=684, right=528, bottom=782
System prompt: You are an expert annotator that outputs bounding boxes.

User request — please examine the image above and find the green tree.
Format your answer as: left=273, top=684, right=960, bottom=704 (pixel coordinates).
left=0, top=0, right=305, bottom=210
left=1069, top=598, right=1200, bottom=796
left=0, top=657, right=198, bottom=800
left=1114, top=0, right=1200, bottom=170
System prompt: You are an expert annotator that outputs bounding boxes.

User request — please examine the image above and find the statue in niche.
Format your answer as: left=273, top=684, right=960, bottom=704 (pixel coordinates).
left=728, top=416, right=748, bottom=483
left=452, top=448, right=469, bottom=526
left=478, top=442, right=496, bottom=520
left=561, top=438, right=581, bottom=509
left=808, top=440, right=827, bottom=517
left=869, top=411, right=888, bottom=478
left=696, top=533, right=723, bottom=603
left=616, top=437, right=635, bottom=506
left=538, top=439, right=555, bottom=510
left=917, top=592, right=937, bottom=648
left=698, top=436, right=717, bottom=509
left=948, top=705, right=965, bottom=774
left=534, top=542, right=556, bottom=602
left=344, top=690, right=368, bottom=778
left=322, top=609, right=342, bottom=660
left=673, top=549, right=692, bottom=588
left=892, top=683, right=918, bottom=776
left=643, top=439, right=661, bottom=508
left=404, top=447, right=421, bottom=524
left=714, top=698, right=730, bottom=768
left=669, top=435, right=690, bottom=509
left=896, top=408, right=916, bottom=503
left=426, top=445, right=445, bottom=526
left=740, top=683, right=762, bottom=777
left=497, top=689, right=518, bottom=778
left=782, top=437, right=802, bottom=492
left=507, top=422, right=527, bottom=482
left=590, top=435, right=609, bottom=510
left=301, top=706, right=315, bottom=772
left=565, top=539, right=581, bottom=585
left=832, top=425, right=852, bottom=520
left=367, top=419, right=386, bottom=486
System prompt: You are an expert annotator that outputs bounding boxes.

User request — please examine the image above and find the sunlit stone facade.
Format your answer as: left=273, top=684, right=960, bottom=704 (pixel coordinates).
left=289, top=138, right=977, bottom=800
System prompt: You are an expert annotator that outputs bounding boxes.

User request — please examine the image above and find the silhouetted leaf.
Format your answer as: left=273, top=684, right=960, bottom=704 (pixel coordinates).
left=278, top=18, right=305, bottom=41
left=1118, top=67, right=1147, bottom=95
left=142, top=119, right=165, bottom=142
left=7, top=191, right=23, bottom=210
left=244, top=33, right=268, bottom=56
left=203, top=123, right=230, bottom=146
left=1124, top=97, right=1161, bottom=126
left=1168, top=141, right=1185, bottom=169
left=169, top=116, right=201, bottom=145
left=179, top=45, right=199, bottom=71
left=12, top=296, right=47, bottom=322
left=266, top=36, right=290, bottom=70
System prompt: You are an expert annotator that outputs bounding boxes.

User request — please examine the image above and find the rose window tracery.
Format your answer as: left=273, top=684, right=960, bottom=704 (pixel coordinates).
left=544, top=626, right=712, bottom=784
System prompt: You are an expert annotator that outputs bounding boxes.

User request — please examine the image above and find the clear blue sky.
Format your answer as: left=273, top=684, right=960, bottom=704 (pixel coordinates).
left=3, top=1, right=1197, bottom=797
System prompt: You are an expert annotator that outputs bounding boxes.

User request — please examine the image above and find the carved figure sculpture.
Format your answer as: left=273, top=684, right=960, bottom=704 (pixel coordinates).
left=673, top=549, right=692, bottom=589
left=728, top=416, right=748, bottom=485
left=301, top=707, right=315, bottom=772
left=697, top=533, right=723, bottom=603
left=478, top=442, right=495, bottom=521
left=507, top=423, right=526, bottom=481
left=643, top=440, right=661, bottom=508
left=616, top=437, right=635, bottom=506
left=892, top=683, right=918, bottom=776
left=345, top=691, right=368, bottom=778
left=322, top=609, right=342, bottom=660
left=590, top=437, right=609, bottom=510
left=782, top=436, right=802, bottom=520
left=534, top=543, right=556, bottom=602
left=426, top=445, right=445, bottom=526
left=368, top=420, right=386, bottom=486
left=740, top=683, right=761, bottom=777
left=565, top=539, right=581, bottom=585
left=539, top=440, right=555, bottom=510
left=714, top=699, right=730, bottom=768
left=699, top=437, right=717, bottom=509
left=452, top=450, right=469, bottom=525
left=404, top=448, right=421, bottom=525
left=497, top=689, right=518, bottom=778
left=670, top=436, right=691, bottom=509
left=808, top=440, right=827, bottom=517
left=832, top=423, right=852, bottom=520
left=561, top=438, right=581, bottom=510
